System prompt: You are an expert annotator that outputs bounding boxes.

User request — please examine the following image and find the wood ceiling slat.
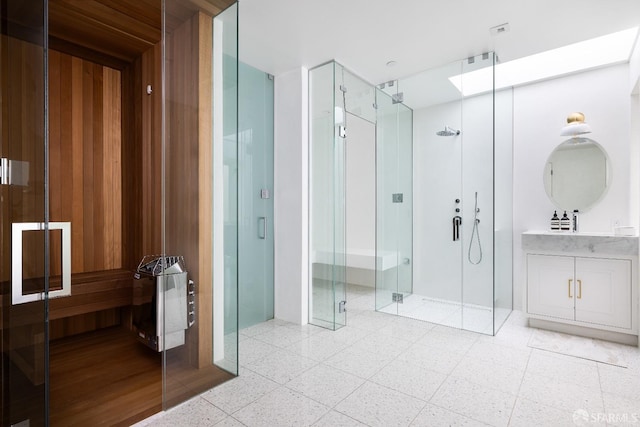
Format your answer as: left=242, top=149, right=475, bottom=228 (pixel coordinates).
left=46, top=0, right=235, bottom=63
left=50, top=0, right=161, bottom=45
left=94, top=0, right=162, bottom=30
left=48, top=7, right=153, bottom=62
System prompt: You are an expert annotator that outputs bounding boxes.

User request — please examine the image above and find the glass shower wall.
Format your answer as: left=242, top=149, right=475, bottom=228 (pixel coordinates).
left=309, top=61, right=376, bottom=330
left=309, top=62, right=345, bottom=329
left=460, top=53, right=497, bottom=334
left=458, top=52, right=514, bottom=335
left=375, top=89, right=413, bottom=314
left=494, top=76, right=514, bottom=334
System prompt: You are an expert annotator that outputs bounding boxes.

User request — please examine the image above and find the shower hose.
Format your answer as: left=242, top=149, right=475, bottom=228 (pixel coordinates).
left=468, top=191, right=482, bottom=265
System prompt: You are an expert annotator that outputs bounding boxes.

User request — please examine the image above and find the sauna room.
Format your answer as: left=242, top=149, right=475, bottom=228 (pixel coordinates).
left=1, top=0, right=238, bottom=425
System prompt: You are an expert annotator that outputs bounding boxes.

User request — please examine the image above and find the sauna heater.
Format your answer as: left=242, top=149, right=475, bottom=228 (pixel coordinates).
left=132, top=255, right=195, bottom=351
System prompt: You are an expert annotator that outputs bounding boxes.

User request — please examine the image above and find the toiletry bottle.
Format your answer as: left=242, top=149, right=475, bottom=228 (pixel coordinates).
left=560, top=211, right=570, bottom=231
left=551, top=211, right=560, bottom=231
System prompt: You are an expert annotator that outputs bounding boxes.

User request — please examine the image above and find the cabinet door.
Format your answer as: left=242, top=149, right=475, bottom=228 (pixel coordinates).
left=575, top=257, right=631, bottom=329
left=527, top=254, right=575, bottom=320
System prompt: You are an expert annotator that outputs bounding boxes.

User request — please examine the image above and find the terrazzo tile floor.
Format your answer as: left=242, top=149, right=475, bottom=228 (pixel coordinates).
left=136, top=285, right=640, bottom=427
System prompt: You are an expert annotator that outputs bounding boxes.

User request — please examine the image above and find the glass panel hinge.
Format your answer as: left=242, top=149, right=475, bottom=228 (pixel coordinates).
left=338, top=300, right=347, bottom=313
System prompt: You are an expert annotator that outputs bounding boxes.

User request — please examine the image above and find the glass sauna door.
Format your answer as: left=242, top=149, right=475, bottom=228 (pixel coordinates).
left=0, top=1, right=49, bottom=425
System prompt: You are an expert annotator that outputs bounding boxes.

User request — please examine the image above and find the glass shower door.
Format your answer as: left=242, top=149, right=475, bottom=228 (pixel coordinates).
left=1, top=1, right=49, bottom=424
left=238, top=63, right=274, bottom=329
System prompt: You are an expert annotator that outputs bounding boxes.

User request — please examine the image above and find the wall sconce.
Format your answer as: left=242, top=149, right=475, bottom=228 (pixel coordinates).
left=560, top=112, right=592, bottom=137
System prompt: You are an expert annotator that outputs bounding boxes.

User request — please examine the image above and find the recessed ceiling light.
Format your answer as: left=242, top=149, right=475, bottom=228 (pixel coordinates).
left=489, top=23, right=510, bottom=36
left=386, top=60, right=397, bottom=67
left=449, top=26, right=639, bottom=96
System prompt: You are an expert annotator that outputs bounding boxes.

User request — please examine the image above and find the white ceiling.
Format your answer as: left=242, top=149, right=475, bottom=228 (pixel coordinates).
left=238, top=0, right=640, bottom=85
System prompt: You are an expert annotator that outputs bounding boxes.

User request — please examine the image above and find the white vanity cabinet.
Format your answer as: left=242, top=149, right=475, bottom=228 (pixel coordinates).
left=523, top=231, right=638, bottom=344
left=527, top=254, right=631, bottom=329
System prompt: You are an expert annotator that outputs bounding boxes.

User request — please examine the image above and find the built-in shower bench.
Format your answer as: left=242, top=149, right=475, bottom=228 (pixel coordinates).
left=312, top=249, right=403, bottom=287
left=312, top=249, right=401, bottom=271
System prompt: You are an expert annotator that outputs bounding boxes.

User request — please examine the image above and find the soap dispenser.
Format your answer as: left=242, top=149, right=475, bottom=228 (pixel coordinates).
left=560, top=211, right=571, bottom=231
left=550, top=211, right=560, bottom=231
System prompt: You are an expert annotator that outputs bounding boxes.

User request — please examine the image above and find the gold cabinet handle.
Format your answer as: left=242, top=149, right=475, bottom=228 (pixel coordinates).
left=577, top=279, right=582, bottom=299
left=568, top=279, right=573, bottom=298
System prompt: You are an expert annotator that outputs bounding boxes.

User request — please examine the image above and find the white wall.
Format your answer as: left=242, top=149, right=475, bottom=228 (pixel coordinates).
left=274, top=67, right=309, bottom=324
left=630, top=33, right=640, bottom=94
left=413, top=102, right=463, bottom=302
left=413, top=90, right=508, bottom=308
left=630, top=35, right=640, bottom=230
left=513, top=64, right=632, bottom=310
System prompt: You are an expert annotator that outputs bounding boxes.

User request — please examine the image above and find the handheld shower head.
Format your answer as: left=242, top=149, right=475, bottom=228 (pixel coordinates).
left=436, top=126, right=461, bottom=136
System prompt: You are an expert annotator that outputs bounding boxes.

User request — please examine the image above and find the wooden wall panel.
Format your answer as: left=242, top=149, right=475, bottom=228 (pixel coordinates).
left=166, top=15, right=200, bottom=367
left=48, top=51, right=123, bottom=274
left=196, top=12, right=214, bottom=371
left=49, top=309, right=120, bottom=340
left=121, top=60, right=142, bottom=270
left=0, top=36, right=46, bottom=282
left=103, top=67, right=123, bottom=268
left=165, top=12, right=214, bottom=369
left=121, top=40, right=163, bottom=272
left=142, top=43, right=163, bottom=257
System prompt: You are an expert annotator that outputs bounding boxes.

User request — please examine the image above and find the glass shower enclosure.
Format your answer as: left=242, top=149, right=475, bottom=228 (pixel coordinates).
left=378, top=52, right=513, bottom=334
left=309, top=53, right=513, bottom=335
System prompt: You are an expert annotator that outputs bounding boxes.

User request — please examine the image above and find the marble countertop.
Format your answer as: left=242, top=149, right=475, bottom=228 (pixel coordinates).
left=522, top=231, right=639, bottom=256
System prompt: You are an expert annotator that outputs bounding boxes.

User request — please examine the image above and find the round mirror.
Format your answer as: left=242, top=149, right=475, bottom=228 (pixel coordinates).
left=543, top=137, right=610, bottom=212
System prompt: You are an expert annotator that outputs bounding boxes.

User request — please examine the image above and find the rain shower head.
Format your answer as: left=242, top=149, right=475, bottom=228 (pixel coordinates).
left=436, top=126, right=461, bottom=136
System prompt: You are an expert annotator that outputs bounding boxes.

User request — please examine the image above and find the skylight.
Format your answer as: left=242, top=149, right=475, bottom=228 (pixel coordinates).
left=449, top=27, right=640, bottom=96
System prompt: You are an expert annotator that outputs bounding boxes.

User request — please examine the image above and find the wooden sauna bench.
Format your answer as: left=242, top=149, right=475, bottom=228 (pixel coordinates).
left=1, top=269, right=134, bottom=386
left=49, top=269, right=133, bottom=321
left=0, top=269, right=133, bottom=328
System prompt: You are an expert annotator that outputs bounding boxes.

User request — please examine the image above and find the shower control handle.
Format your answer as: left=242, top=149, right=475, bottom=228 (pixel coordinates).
left=453, top=216, right=462, bottom=241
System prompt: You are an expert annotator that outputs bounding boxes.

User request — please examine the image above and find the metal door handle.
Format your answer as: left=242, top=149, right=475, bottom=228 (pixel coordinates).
left=568, top=279, right=573, bottom=298
left=12, top=222, right=71, bottom=305
left=259, top=217, right=267, bottom=240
